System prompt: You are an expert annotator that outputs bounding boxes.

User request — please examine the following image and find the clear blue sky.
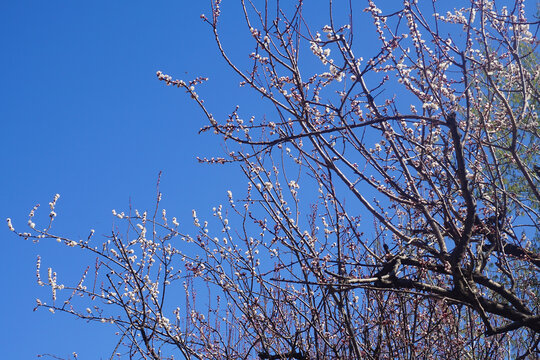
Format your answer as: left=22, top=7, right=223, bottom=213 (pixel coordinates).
left=1, top=1, right=361, bottom=357
left=2, top=1, right=510, bottom=358
left=0, top=1, right=253, bottom=358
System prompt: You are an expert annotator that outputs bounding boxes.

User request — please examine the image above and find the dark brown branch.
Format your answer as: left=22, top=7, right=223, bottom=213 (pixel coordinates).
left=258, top=350, right=307, bottom=360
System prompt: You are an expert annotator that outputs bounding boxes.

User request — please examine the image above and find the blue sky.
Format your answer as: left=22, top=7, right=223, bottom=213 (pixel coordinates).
left=0, top=1, right=250, bottom=358
left=0, top=1, right=439, bottom=357
left=5, top=1, right=531, bottom=358
left=1, top=1, right=363, bottom=357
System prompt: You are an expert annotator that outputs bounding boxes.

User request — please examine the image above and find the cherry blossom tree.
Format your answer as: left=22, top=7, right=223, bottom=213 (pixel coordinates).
left=9, top=0, right=539, bottom=359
